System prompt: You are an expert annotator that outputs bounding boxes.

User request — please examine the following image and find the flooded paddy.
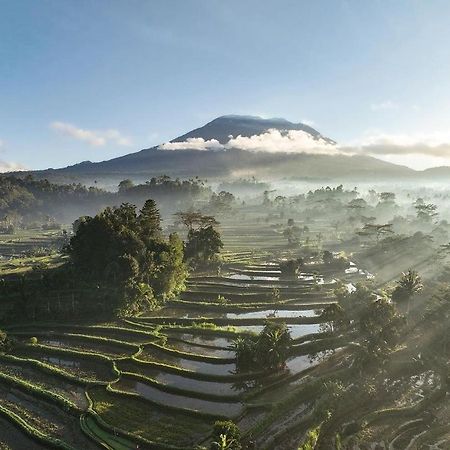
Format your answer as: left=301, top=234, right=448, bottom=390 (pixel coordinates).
left=11, top=346, right=114, bottom=382
left=0, top=385, right=97, bottom=449
left=234, top=323, right=322, bottom=339
left=118, top=360, right=244, bottom=396
left=0, top=359, right=88, bottom=409
left=114, top=375, right=243, bottom=417
left=139, top=347, right=236, bottom=376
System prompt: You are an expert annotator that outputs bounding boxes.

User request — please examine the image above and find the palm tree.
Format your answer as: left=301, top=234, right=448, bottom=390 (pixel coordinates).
left=392, top=269, right=423, bottom=315
left=256, top=321, right=292, bottom=370
left=232, top=336, right=256, bottom=372
left=210, top=420, right=241, bottom=450
left=211, top=434, right=240, bottom=450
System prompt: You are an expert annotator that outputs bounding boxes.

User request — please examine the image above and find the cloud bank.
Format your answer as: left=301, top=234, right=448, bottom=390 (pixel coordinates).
left=0, top=160, right=26, bottom=173
left=345, top=132, right=450, bottom=158
left=226, top=129, right=335, bottom=154
left=159, top=129, right=336, bottom=155
left=159, top=126, right=450, bottom=169
left=159, top=137, right=223, bottom=151
left=50, top=122, right=132, bottom=147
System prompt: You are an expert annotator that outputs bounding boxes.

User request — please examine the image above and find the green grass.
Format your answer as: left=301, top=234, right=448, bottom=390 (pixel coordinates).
left=88, top=386, right=212, bottom=447
left=80, top=414, right=136, bottom=450
left=0, top=403, right=75, bottom=450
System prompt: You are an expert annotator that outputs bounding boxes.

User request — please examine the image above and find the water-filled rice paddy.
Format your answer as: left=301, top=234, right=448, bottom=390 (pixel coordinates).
left=0, top=219, right=352, bottom=448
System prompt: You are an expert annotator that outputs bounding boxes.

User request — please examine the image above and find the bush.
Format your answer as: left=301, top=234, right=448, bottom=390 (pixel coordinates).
left=210, top=420, right=241, bottom=450
left=233, top=321, right=292, bottom=372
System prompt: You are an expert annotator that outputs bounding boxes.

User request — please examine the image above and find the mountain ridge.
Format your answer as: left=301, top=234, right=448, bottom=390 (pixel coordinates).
left=10, top=115, right=450, bottom=184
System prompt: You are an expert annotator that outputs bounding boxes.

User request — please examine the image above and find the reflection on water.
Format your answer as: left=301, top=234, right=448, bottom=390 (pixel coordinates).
left=233, top=323, right=321, bottom=339
left=116, top=377, right=243, bottom=417
left=176, top=334, right=231, bottom=348
left=227, top=274, right=280, bottom=281
left=157, top=371, right=242, bottom=395
left=226, top=309, right=319, bottom=320
left=286, top=354, right=318, bottom=374
left=141, top=347, right=236, bottom=376
left=168, top=340, right=234, bottom=358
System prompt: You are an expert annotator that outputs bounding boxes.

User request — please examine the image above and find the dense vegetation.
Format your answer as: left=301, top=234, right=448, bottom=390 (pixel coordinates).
left=0, top=175, right=211, bottom=229
left=0, top=177, right=450, bottom=449
left=68, top=199, right=188, bottom=315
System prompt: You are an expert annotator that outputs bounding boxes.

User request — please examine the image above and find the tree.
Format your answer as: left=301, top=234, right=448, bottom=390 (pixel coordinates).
left=320, top=303, right=346, bottom=334
left=414, top=201, right=438, bottom=223
left=279, top=258, right=304, bottom=278
left=0, top=329, right=12, bottom=352
left=322, top=250, right=334, bottom=264
left=185, top=225, right=223, bottom=263
left=174, top=211, right=218, bottom=231
left=210, top=421, right=241, bottom=450
left=356, top=298, right=405, bottom=367
left=358, top=223, right=393, bottom=243
left=256, top=321, right=292, bottom=370
left=233, top=321, right=292, bottom=372
left=347, top=198, right=368, bottom=214
left=379, top=192, right=396, bottom=203
left=209, top=191, right=235, bottom=213
left=118, top=179, right=134, bottom=193
left=68, top=200, right=187, bottom=314
left=139, top=199, right=162, bottom=238
left=232, top=337, right=257, bottom=373
left=391, top=269, right=423, bottom=315
left=283, top=225, right=301, bottom=247
left=262, top=190, right=276, bottom=206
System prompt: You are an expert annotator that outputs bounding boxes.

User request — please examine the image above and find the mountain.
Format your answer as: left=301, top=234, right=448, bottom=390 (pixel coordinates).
left=19, top=115, right=417, bottom=185
left=171, top=115, right=335, bottom=144
left=421, top=166, right=450, bottom=178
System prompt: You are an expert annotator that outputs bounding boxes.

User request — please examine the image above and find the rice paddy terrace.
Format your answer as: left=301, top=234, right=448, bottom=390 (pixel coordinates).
left=0, top=218, right=446, bottom=449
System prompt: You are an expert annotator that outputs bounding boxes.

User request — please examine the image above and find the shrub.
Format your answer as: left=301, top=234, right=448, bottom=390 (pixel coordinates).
left=210, top=420, right=241, bottom=450
left=0, top=330, right=13, bottom=352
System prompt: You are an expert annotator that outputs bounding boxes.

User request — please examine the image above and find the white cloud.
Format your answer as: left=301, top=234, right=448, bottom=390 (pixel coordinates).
left=159, top=137, right=224, bottom=151
left=159, top=129, right=336, bottom=155
left=50, top=122, right=132, bottom=147
left=158, top=126, right=450, bottom=170
left=344, top=131, right=450, bottom=158
left=337, top=130, right=450, bottom=168
left=0, top=160, right=27, bottom=173
left=0, top=139, right=26, bottom=172
left=370, top=100, right=398, bottom=111
left=226, top=129, right=335, bottom=154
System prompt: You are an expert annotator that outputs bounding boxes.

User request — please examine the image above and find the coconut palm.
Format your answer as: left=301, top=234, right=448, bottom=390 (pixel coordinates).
left=392, top=269, right=423, bottom=315
left=256, top=321, right=292, bottom=370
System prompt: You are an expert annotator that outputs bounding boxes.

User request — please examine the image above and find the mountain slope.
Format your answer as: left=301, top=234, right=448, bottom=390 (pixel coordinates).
left=172, top=115, right=335, bottom=144
left=21, top=115, right=416, bottom=184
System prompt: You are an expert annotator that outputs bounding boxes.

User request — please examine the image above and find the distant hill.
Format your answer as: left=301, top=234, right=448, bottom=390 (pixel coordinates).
left=16, top=115, right=421, bottom=185
left=421, top=166, right=450, bottom=177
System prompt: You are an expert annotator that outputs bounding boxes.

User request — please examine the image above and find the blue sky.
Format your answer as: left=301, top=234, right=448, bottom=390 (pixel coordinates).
left=2, top=0, right=450, bottom=170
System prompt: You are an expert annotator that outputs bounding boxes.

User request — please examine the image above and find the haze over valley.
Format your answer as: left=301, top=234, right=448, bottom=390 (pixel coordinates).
left=1, top=2, right=450, bottom=449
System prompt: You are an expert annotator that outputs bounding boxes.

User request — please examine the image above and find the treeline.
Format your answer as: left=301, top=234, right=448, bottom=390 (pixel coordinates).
left=0, top=175, right=212, bottom=228
left=0, top=199, right=223, bottom=322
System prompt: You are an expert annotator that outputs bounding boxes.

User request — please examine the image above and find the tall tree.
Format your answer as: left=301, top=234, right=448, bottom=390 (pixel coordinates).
left=392, top=269, right=423, bottom=315
left=139, top=199, right=162, bottom=238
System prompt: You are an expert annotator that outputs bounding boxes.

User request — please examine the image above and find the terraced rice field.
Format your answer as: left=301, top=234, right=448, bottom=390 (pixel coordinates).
left=0, top=219, right=406, bottom=449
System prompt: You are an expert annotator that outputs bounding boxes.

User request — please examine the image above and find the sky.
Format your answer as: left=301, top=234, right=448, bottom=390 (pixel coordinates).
left=2, top=0, right=450, bottom=171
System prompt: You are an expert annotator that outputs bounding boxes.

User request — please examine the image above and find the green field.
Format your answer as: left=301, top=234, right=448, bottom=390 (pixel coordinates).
left=0, top=215, right=448, bottom=449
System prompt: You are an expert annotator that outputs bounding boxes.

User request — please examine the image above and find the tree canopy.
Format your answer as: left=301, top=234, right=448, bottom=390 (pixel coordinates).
left=68, top=200, right=187, bottom=315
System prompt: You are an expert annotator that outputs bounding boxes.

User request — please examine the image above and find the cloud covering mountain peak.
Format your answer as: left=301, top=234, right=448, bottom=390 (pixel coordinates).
left=159, top=128, right=336, bottom=155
